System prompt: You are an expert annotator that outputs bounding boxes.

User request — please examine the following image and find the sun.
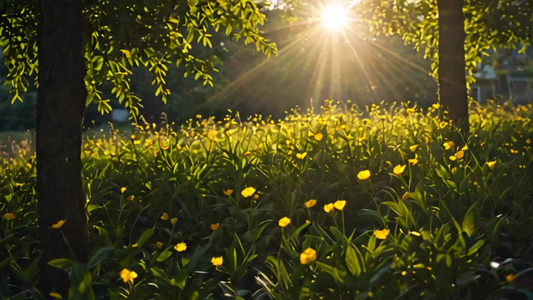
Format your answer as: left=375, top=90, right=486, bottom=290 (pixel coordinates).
left=321, top=5, right=349, bottom=31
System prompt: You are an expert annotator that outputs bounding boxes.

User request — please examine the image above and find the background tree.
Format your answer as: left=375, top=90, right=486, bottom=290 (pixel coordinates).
left=437, top=0, right=468, bottom=133
left=356, top=0, right=532, bottom=133
left=0, top=0, right=276, bottom=296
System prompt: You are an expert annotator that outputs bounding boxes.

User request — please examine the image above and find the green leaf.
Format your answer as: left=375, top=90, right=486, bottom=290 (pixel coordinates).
left=136, top=228, right=155, bottom=247
left=462, top=204, right=477, bottom=237
left=467, top=240, right=484, bottom=256
left=48, top=258, right=76, bottom=270
left=93, top=226, right=113, bottom=246
left=88, top=246, right=114, bottom=268
left=457, top=272, right=479, bottom=287
left=329, top=226, right=347, bottom=245
left=289, top=221, right=311, bottom=240
left=151, top=266, right=170, bottom=282
left=173, top=270, right=189, bottom=289
left=23, top=256, right=40, bottom=281
left=345, top=244, right=362, bottom=276
left=156, top=248, right=174, bottom=262
left=91, top=56, right=104, bottom=71
left=315, top=261, right=345, bottom=283
left=186, top=243, right=210, bottom=269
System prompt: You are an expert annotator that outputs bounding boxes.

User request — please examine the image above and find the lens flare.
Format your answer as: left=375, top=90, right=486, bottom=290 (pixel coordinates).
left=321, top=5, right=348, bottom=31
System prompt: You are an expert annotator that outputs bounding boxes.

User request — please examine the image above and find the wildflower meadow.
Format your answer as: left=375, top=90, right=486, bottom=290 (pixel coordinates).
left=1, top=100, right=532, bottom=299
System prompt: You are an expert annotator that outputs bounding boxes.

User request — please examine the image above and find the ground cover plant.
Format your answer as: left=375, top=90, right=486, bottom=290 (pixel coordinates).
left=1, top=101, right=533, bottom=299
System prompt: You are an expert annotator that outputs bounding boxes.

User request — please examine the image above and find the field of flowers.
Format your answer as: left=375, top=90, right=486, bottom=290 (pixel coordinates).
left=1, top=100, right=532, bottom=299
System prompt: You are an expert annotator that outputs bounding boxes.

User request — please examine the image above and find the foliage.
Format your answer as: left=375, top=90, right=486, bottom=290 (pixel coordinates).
left=0, top=0, right=277, bottom=115
left=1, top=8, right=440, bottom=128
left=355, top=0, right=532, bottom=80
left=1, top=101, right=533, bottom=298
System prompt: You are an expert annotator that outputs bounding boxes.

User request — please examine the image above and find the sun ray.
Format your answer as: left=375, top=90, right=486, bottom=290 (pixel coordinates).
left=340, top=30, right=379, bottom=100
left=201, top=26, right=322, bottom=109
left=199, top=0, right=435, bottom=113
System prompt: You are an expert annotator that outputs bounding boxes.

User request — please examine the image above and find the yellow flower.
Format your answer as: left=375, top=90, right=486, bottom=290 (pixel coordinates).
left=324, top=203, right=335, bottom=213
left=161, top=213, right=169, bottom=221
left=120, top=187, right=126, bottom=194
left=443, top=141, right=455, bottom=150
left=126, top=195, right=135, bottom=201
left=432, top=103, right=440, bottom=109
left=486, top=161, right=496, bottom=169
left=210, top=223, right=220, bottom=231
left=241, top=187, right=256, bottom=197
left=300, top=248, right=317, bottom=265
left=120, top=268, right=138, bottom=283
left=243, top=151, right=251, bottom=157
left=409, top=145, right=418, bottom=152
left=406, top=108, right=415, bottom=114
left=510, top=149, right=519, bottom=154
left=278, top=217, right=291, bottom=228
left=408, top=158, right=418, bottom=165
left=461, top=145, right=468, bottom=151
left=506, top=273, right=516, bottom=283
left=374, top=228, right=390, bottom=240
left=296, top=152, right=307, bottom=159
left=159, top=137, right=170, bottom=150
left=211, top=256, right=223, bottom=266
left=393, top=165, right=406, bottom=175
left=171, top=218, right=178, bottom=225
left=304, top=199, right=317, bottom=208
left=155, top=241, right=163, bottom=249
left=3, top=212, right=15, bottom=221
left=207, top=130, right=216, bottom=140
left=451, top=167, right=457, bottom=175
left=314, top=133, right=323, bottom=141
left=174, top=242, right=187, bottom=252
left=334, top=200, right=346, bottom=211
left=357, top=170, right=371, bottom=180
left=223, top=188, right=233, bottom=196
left=526, top=138, right=531, bottom=144
left=455, top=150, right=465, bottom=159
left=50, top=220, right=67, bottom=229
left=449, top=155, right=457, bottom=161
left=196, top=114, right=202, bottom=119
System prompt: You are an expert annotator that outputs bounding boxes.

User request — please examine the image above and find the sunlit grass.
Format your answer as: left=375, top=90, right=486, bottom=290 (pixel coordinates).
left=1, top=101, right=532, bottom=298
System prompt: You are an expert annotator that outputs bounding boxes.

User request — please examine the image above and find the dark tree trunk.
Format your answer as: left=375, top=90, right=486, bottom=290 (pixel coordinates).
left=37, top=0, right=88, bottom=297
left=437, top=0, right=469, bottom=134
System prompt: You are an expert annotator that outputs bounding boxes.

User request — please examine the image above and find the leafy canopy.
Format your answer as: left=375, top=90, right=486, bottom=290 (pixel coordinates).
left=0, top=0, right=277, bottom=115
left=355, top=0, right=531, bottom=79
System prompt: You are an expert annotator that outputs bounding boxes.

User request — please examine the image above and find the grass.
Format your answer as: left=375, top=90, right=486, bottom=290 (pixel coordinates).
left=1, top=100, right=532, bottom=299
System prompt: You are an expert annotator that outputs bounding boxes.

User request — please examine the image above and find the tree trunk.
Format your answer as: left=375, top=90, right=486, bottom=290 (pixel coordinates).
left=37, top=0, right=88, bottom=297
left=437, top=0, right=469, bottom=134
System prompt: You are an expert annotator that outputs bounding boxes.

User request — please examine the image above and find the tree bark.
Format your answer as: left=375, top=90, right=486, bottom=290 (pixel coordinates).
left=437, top=0, right=469, bottom=134
left=37, top=0, right=88, bottom=297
